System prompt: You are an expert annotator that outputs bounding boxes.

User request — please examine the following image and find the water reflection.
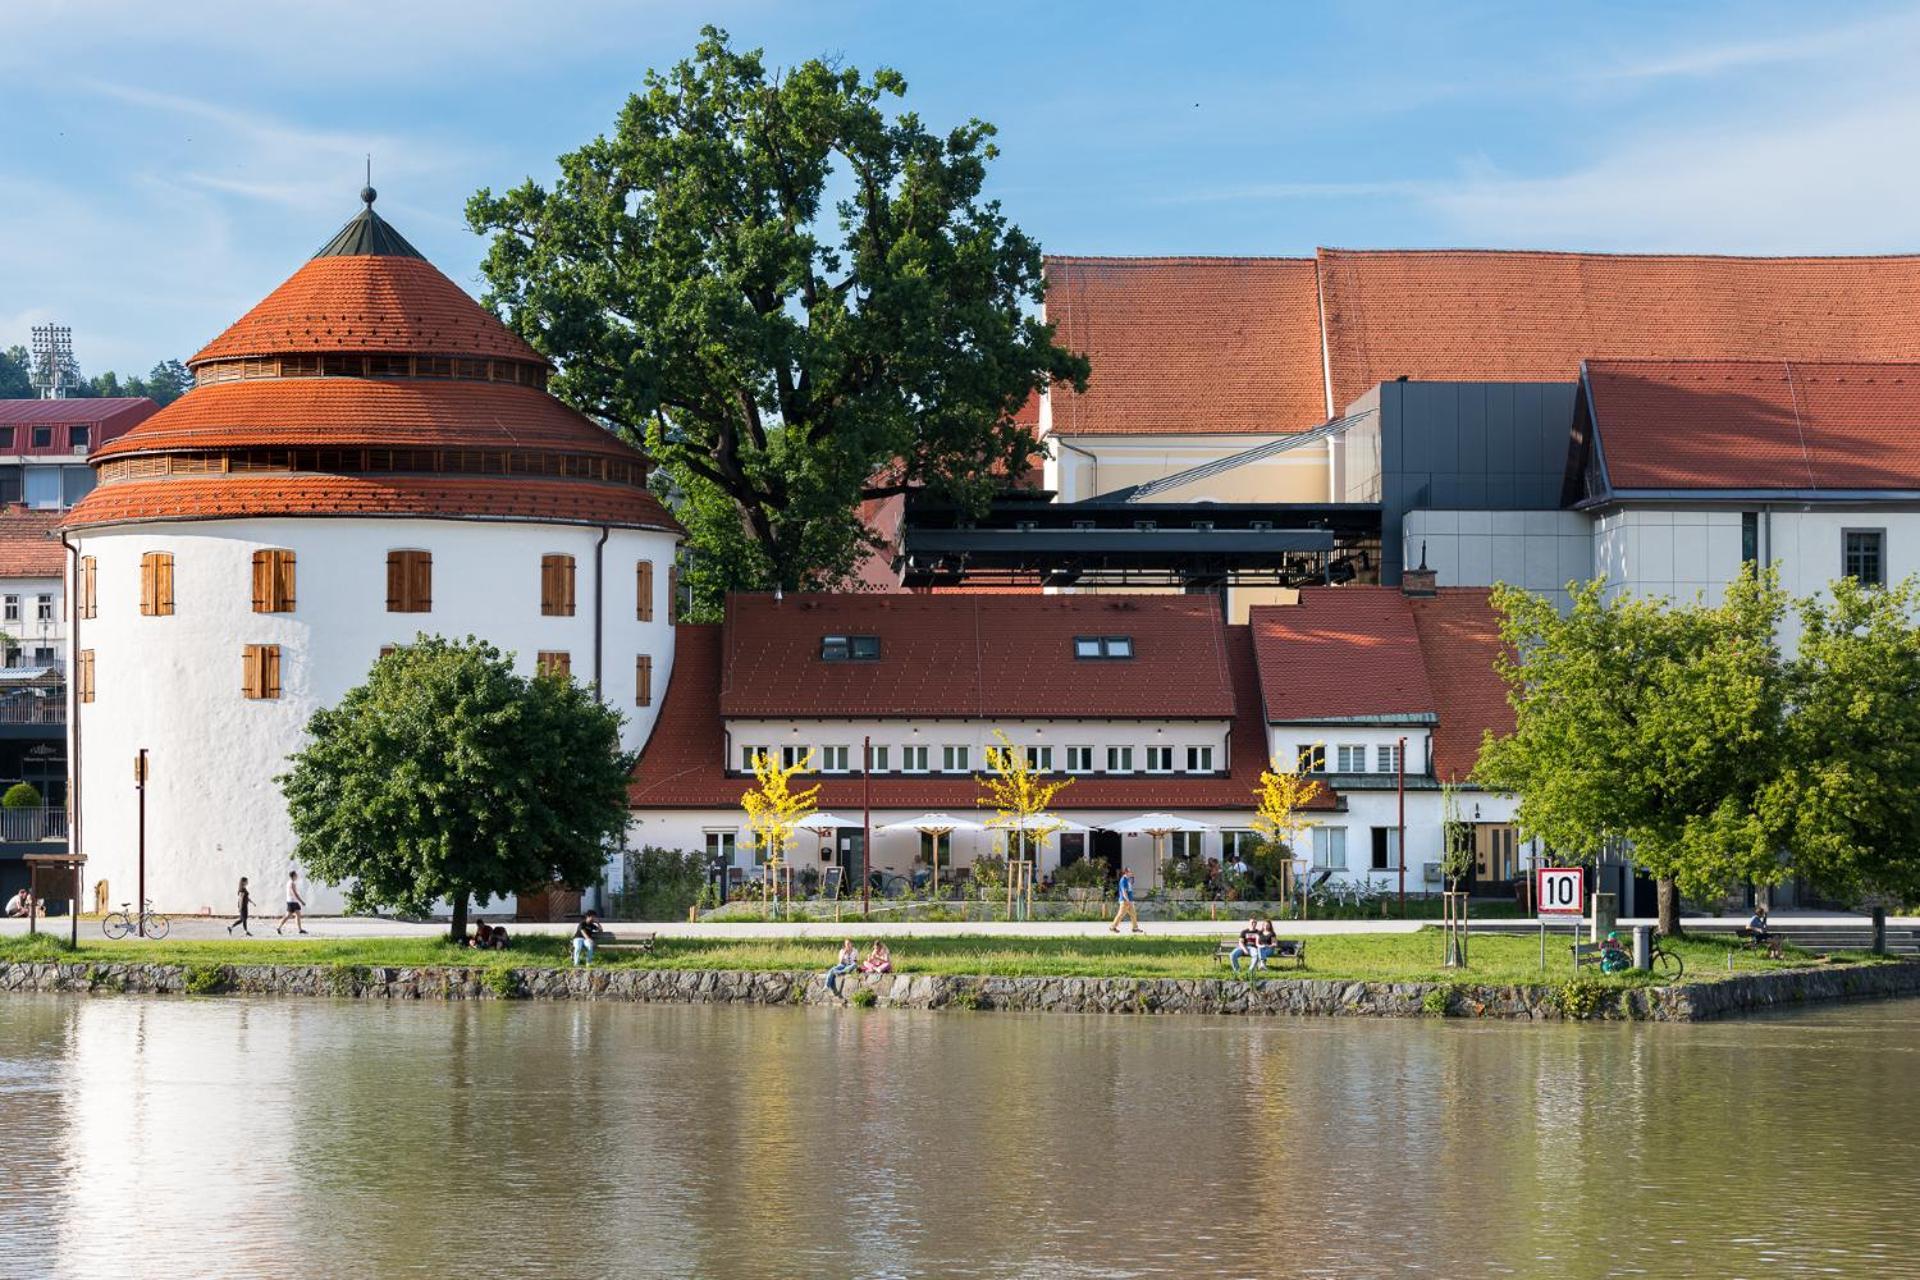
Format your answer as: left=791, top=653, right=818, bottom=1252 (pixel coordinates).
left=2, top=997, right=1917, bottom=1278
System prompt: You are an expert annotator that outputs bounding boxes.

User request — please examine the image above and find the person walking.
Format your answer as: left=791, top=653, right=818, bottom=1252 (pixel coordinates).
left=227, top=877, right=253, bottom=936
left=275, top=869, right=308, bottom=934
left=1109, top=867, right=1142, bottom=934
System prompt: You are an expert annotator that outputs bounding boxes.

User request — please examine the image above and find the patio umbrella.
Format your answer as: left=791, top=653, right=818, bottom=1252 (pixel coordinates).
left=791, top=813, right=861, bottom=896
left=876, top=813, right=987, bottom=892
left=1105, top=813, right=1217, bottom=891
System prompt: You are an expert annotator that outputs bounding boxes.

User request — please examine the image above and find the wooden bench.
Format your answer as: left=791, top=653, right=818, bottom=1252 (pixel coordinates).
left=594, top=931, right=656, bottom=955
left=1213, top=938, right=1307, bottom=970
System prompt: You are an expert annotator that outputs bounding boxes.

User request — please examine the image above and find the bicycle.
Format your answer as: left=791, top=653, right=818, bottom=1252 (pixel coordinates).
left=103, top=899, right=170, bottom=940
left=1649, top=940, right=1683, bottom=978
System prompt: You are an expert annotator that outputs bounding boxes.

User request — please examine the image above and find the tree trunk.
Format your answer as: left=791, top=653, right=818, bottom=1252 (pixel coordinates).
left=1656, top=878, right=1683, bottom=937
left=449, top=890, right=469, bottom=945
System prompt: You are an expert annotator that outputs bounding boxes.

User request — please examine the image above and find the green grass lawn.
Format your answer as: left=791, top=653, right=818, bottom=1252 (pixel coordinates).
left=0, top=928, right=1882, bottom=987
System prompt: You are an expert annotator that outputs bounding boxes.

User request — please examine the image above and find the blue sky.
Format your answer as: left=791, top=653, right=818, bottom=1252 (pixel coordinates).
left=7, top=1, right=1920, bottom=374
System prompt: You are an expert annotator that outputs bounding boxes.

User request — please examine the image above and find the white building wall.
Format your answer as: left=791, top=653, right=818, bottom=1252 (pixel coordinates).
left=70, top=515, right=680, bottom=914
left=1045, top=432, right=1329, bottom=503
left=1267, top=725, right=1434, bottom=778
left=629, top=788, right=1518, bottom=888
left=0, top=574, right=66, bottom=663
left=723, top=717, right=1234, bottom=778
left=1403, top=510, right=1593, bottom=608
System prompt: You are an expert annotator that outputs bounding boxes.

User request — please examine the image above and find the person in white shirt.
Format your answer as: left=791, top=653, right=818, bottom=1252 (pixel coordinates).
left=275, top=869, right=308, bottom=935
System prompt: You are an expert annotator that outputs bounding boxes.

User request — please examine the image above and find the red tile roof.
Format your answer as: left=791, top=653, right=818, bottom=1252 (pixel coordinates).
left=1317, top=248, right=1920, bottom=411
left=191, top=255, right=544, bottom=366
left=1584, top=359, right=1920, bottom=491
left=1042, top=256, right=1329, bottom=435
left=91, top=378, right=645, bottom=464
left=1250, top=586, right=1511, bottom=781
left=62, top=473, right=680, bottom=532
left=0, top=509, right=66, bottom=577
left=718, top=592, right=1236, bottom=719
left=629, top=620, right=1336, bottom=811
left=1250, top=588, right=1436, bottom=722
left=1040, top=250, right=1920, bottom=435
left=0, top=398, right=158, bottom=430
left=1407, top=589, right=1513, bottom=781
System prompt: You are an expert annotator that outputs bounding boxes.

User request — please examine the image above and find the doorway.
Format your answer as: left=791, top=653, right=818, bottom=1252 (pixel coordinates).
left=1091, top=829, right=1123, bottom=876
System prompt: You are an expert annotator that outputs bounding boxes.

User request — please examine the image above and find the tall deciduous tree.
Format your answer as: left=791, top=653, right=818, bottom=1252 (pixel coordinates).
left=1760, top=577, right=1920, bottom=909
left=1476, top=570, right=1789, bottom=934
left=278, top=637, right=632, bottom=941
left=467, top=28, right=1088, bottom=616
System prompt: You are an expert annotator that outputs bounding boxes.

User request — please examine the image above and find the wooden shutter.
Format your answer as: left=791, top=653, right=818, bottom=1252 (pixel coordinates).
left=636, top=654, right=652, bottom=706
left=156, top=553, right=174, bottom=615
left=274, top=550, right=296, bottom=612
left=636, top=560, right=653, bottom=622
left=537, top=650, right=570, bottom=678
left=78, top=556, right=96, bottom=619
left=387, top=551, right=431, bottom=613
left=77, top=650, right=95, bottom=703
left=252, top=552, right=270, bottom=611
left=243, top=644, right=282, bottom=700
left=541, top=554, right=576, bottom=616
left=140, top=552, right=166, bottom=616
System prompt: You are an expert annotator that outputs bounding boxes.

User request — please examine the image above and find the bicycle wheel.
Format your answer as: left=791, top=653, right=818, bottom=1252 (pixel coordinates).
left=1654, top=948, right=1684, bottom=979
left=102, top=912, right=132, bottom=940
left=144, top=913, right=171, bottom=940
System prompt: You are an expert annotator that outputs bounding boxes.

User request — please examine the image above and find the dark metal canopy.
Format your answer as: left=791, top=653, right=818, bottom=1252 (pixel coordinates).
left=312, top=189, right=424, bottom=260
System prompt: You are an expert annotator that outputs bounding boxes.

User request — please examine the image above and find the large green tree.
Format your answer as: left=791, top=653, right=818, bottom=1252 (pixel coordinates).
left=1476, top=570, right=1789, bottom=934
left=1760, top=577, right=1920, bottom=910
left=467, top=27, right=1087, bottom=616
left=278, top=637, right=632, bottom=941
left=0, top=346, right=30, bottom=399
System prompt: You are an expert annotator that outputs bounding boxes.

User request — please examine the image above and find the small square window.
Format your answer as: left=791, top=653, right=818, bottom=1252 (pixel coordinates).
left=1145, top=746, right=1173, bottom=772
left=741, top=745, right=771, bottom=773
left=1073, top=635, right=1134, bottom=659
left=867, top=745, right=890, bottom=773
left=1376, top=743, right=1402, bottom=774
left=821, top=746, right=850, bottom=773
left=781, top=745, right=808, bottom=769
left=1107, top=746, right=1134, bottom=774
left=942, top=745, right=970, bottom=773
left=851, top=635, right=880, bottom=660
left=1074, top=636, right=1102, bottom=659
left=1843, top=529, right=1886, bottom=587
left=1066, top=746, right=1094, bottom=773
left=901, top=745, right=929, bottom=773
left=1187, top=745, right=1213, bottom=773
left=821, top=634, right=849, bottom=661
left=1104, top=636, right=1132, bottom=658
left=1297, top=744, right=1327, bottom=774
left=1336, top=745, right=1367, bottom=773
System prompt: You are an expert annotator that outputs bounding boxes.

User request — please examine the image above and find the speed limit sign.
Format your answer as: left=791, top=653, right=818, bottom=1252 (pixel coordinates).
left=1536, top=867, right=1585, bottom=916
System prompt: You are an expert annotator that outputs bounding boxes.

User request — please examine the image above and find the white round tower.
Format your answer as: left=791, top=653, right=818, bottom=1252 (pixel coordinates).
left=63, top=194, right=682, bottom=914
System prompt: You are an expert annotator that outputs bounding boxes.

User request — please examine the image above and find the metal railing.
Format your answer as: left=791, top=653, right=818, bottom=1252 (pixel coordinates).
left=0, top=806, right=67, bottom=842
left=0, top=691, right=65, bottom=725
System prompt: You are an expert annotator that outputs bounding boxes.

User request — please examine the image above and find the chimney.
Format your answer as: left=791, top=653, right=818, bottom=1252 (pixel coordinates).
left=1402, top=539, right=1437, bottom=597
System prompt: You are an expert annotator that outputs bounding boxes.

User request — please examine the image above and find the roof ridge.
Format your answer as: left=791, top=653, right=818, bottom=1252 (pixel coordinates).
left=1317, top=246, right=1920, bottom=263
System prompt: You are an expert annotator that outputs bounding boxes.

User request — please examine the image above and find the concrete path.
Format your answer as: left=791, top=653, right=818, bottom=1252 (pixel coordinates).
left=4, top=911, right=1913, bottom=945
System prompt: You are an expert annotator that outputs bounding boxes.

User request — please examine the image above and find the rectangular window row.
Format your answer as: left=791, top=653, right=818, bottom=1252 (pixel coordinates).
left=100, top=551, right=675, bottom=621
left=736, top=740, right=1223, bottom=776
left=1304, top=743, right=1409, bottom=774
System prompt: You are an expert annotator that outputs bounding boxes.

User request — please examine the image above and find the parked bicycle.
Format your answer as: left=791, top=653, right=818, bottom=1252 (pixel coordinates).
left=1649, top=939, right=1683, bottom=978
left=103, top=899, right=170, bottom=940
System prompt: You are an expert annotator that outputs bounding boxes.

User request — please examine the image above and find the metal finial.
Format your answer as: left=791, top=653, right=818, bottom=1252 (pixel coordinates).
left=361, top=155, right=375, bottom=207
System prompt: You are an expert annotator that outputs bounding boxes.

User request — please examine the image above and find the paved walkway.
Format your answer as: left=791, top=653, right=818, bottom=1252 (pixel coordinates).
left=3, top=911, right=1912, bottom=945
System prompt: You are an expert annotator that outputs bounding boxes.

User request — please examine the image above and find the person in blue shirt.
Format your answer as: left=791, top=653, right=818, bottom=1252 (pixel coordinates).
left=1109, top=867, right=1142, bottom=934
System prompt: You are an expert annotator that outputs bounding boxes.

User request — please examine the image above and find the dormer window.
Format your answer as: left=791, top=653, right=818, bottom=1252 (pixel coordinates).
left=821, top=634, right=880, bottom=661
left=1074, top=635, right=1133, bottom=660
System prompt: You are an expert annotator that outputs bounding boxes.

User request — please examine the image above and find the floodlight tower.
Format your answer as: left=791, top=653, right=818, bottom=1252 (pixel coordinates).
left=29, top=325, right=79, bottom=399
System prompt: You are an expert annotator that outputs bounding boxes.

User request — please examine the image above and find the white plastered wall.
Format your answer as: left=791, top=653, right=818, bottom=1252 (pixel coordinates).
left=69, top=515, right=679, bottom=914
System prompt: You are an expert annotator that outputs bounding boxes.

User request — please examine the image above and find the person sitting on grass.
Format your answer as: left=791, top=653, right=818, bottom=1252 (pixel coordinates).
left=488, top=923, right=509, bottom=951
left=860, top=940, right=892, bottom=975
left=5, top=887, right=31, bottom=918
left=571, top=912, right=602, bottom=967
left=1599, top=931, right=1633, bottom=974
left=1229, top=918, right=1262, bottom=976
left=825, top=939, right=859, bottom=998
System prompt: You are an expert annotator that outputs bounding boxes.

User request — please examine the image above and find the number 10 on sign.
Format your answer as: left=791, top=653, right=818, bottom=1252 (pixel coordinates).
left=1536, top=867, right=1584, bottom=916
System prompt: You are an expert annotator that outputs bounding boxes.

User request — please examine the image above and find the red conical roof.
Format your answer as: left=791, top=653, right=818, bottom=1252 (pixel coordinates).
left=66, top=198, right=678, bottom=535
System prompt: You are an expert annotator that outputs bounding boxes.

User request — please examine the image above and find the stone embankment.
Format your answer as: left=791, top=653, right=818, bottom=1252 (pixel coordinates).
left=5, top=958, right=1920, bottom=1021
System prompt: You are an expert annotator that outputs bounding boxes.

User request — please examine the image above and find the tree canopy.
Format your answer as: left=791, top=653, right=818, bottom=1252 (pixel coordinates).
left=1759, top=578, right=1920, bottom=907
left=0, top=345, right=190, bottom=405
left=468, top=27, right=1088, bottom=616
left=278, top=637, right=632, bottom=940
left=1476, top=570, right=1789, bottom=932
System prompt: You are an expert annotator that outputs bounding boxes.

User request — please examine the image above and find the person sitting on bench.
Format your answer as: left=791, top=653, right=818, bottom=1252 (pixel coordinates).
left=1229, top=919, right=1263, bottom=976
left=1254, top=918, right=1280, bottom=969
left=571, top=912, right=603, bottom=967
left=1747, top=907, right=1773, bottom=945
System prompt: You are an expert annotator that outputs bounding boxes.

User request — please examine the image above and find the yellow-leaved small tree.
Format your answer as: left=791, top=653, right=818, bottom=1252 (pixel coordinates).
left=1251, top=762, right=1323, bottom=909
left=740, top=750, right=820, bottom=915
left=978, top=730, right=1074, bottom=907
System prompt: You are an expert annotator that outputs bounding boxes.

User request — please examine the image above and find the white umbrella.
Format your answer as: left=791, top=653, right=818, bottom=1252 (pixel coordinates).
left=986, top=815, right=1091, bottom=834
left=1105, top=813, right=1217, bottom=892
left=875, top=813, right=987, bottom=834
left=793, top=812, right=861, bottom=833
left=876, top=813, right=987, bottom=892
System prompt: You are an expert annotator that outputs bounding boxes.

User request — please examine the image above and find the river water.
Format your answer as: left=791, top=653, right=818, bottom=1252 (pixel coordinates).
left=2, top=996, right=1917, bottom=1279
